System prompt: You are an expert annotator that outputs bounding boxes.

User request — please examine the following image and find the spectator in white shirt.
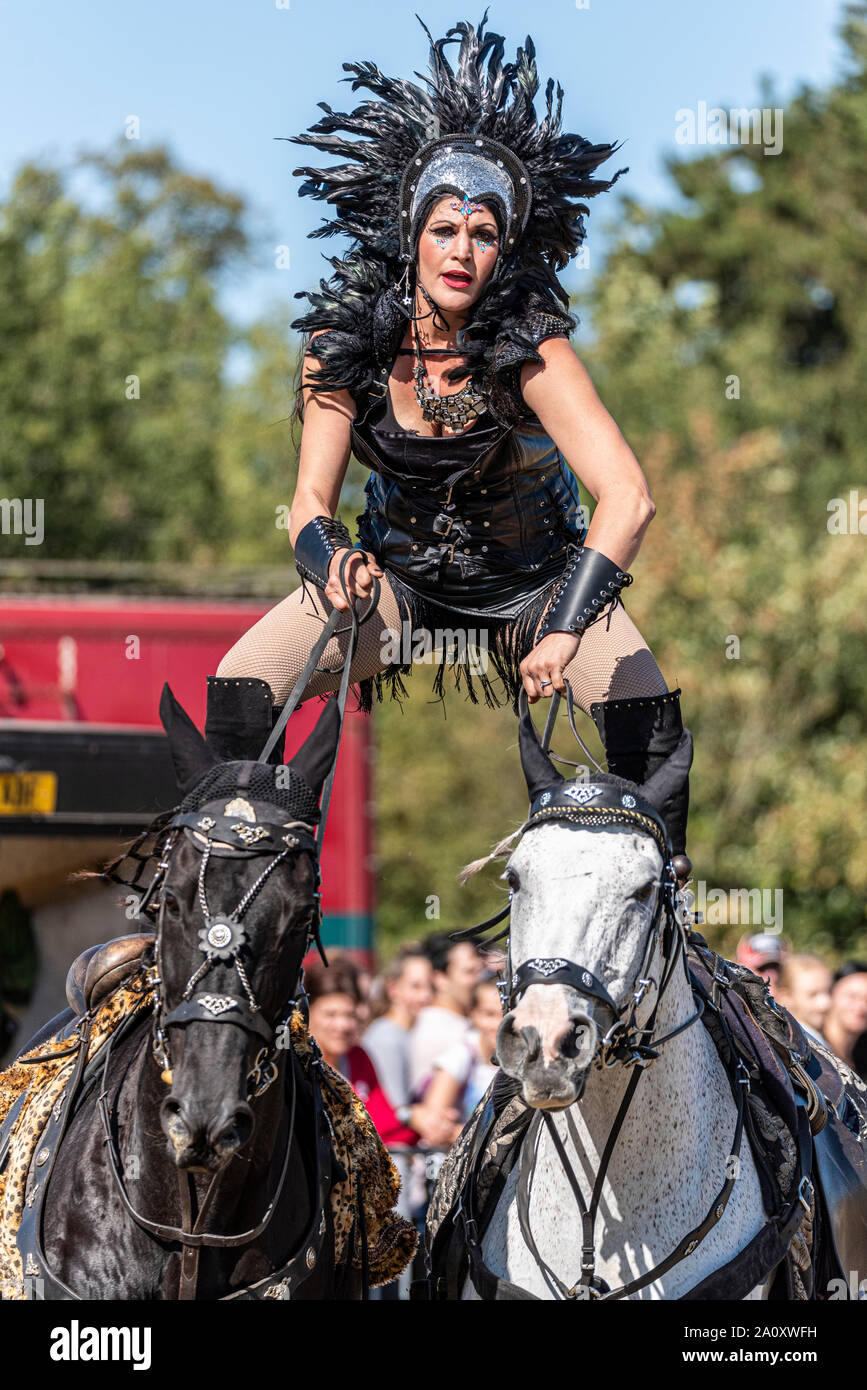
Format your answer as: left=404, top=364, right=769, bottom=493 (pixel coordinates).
left=424, top=975, right=502, bottom=1126
left=409, top=933, right=484, bottom=1100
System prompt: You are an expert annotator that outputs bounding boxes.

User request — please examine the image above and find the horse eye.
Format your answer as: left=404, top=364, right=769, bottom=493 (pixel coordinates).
left=633, top=881, right=655, bottom=903
left=503, top=868, right=520, bottom=892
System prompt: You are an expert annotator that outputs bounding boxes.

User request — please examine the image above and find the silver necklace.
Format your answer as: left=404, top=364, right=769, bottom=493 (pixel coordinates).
left=411, top=306, right=488, bottom=428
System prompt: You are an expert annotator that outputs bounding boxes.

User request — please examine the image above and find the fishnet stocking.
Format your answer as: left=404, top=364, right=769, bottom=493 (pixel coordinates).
left=533, top=594, right=669, bottom=710
left=216, top=579, right=406, bottom=703
left=215, top=577, right=668, bottom=712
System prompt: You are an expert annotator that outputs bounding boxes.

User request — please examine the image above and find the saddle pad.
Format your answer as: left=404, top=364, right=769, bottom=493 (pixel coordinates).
left=0, top=976, right=153, bottom=1300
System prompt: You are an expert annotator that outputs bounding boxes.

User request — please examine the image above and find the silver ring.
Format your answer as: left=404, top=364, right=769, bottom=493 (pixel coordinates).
left=539, top=679, right=552, bottom=688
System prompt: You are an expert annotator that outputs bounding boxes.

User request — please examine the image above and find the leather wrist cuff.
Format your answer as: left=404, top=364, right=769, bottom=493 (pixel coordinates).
left=536, top=544, right=633, bottom=640
left=293, top=515, right=354, bottom=590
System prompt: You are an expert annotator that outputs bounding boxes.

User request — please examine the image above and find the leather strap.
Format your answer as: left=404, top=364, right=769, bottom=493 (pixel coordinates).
left=162, top=994, right=274, bottom=1043
left=509, top=958, right=619, bottom=1014
left=96, top=1021, right=299, bottom=1251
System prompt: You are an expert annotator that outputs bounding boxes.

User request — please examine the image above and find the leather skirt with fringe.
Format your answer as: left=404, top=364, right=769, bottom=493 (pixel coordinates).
left=352, top=563, right=560, bottom=717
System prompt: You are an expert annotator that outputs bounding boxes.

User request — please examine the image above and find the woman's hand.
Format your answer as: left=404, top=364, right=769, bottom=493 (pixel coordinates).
left=325, top=548, right=385, bottom=612
left=520, top=631, right=581, bottom=702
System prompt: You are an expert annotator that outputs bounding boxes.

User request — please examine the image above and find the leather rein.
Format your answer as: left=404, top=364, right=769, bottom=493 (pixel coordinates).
left=91, top=557, right=380, bottom=1300
left=449, top=687, right=749, bottom=1301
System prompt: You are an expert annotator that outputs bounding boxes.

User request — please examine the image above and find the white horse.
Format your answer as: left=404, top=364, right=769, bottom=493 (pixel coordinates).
left=461, top=709, right=774, bottom=1301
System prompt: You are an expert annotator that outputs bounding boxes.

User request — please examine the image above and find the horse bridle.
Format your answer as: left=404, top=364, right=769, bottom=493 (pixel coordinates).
left=146, top=802, right=322, bottom=1101
left=94, top=805, right=321, bottom=1297
left=449, top=689, right=751, bottom=1301
left=95, top=557, right=380, bottom=1298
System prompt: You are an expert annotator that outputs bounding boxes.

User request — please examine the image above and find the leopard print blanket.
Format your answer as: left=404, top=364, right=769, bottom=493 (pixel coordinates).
left=0, top=977, right=416, bottom=1299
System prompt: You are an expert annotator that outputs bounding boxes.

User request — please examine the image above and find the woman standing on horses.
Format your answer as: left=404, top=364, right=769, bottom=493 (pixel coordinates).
left=209, top=12, right=693, bottom=878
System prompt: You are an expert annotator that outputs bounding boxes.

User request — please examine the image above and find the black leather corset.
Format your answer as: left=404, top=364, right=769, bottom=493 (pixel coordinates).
left=349, top=386, right=587, bottom=609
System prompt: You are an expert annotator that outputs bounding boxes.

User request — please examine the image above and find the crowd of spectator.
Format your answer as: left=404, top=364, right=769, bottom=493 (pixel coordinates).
left=303, top=933, right=498, bottom=1297
left=736, top=933, right=867, bottom=1079
left=301, top=928, right=867, bottom=1296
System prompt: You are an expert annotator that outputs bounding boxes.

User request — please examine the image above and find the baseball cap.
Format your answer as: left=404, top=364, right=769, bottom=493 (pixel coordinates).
left=736, top=933, right=788, bottom=973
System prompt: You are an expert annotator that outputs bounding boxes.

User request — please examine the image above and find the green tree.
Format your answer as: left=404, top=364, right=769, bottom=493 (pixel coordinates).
left=0, top=142, right=245, bottom=562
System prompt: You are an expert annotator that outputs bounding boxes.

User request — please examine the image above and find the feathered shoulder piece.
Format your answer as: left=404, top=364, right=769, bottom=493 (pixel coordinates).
left=283, top=10, right=628, bottom=426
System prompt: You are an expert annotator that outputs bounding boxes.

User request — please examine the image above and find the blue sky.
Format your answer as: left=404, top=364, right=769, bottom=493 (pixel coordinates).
left=0, top=0, right=852, bottom=348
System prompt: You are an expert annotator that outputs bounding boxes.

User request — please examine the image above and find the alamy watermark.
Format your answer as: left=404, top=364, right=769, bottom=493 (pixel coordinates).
left=675, top=102, right=783, bottom=156
left=683, top=881, right=784, bottom=931
left=380, top=621, right=489, bottom=674
left=827, top=490, right=867, bottom=534
left=0, top=497, right=43, bottom=545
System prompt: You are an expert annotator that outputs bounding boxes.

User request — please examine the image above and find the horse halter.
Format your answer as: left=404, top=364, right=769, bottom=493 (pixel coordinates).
left=492, top=776, right=700, bottom=1070
left=449, top=748, right=739, bottom=1301
left=142, top=785, right=322, bottom=1101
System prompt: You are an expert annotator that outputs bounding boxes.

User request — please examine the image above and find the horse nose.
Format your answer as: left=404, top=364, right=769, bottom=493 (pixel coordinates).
left=209, top=1101, right=254, bottom=1155
left=559, top=1014, right=597, bottom=1068
left=496, top=1013, right=540, bottom=1075
left=496, top=1010, right=597, bottom=1076
left=160, top=1095, right=254, bottom=1165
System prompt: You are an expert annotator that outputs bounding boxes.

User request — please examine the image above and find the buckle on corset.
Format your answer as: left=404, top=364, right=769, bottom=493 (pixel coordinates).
left=432, top=513, right=454, bottom=538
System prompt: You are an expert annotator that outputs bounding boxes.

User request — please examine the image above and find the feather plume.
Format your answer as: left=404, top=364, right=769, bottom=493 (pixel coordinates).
left=282, top=11, right=628, bottom=425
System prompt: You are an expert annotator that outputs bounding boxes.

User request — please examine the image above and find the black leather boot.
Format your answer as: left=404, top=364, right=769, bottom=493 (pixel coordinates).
left=204, top=676, right=286, bottom=764
left=590, top=688, right=692, bottom=881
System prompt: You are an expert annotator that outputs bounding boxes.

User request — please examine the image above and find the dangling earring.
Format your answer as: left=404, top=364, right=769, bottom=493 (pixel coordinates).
left=395, top=258, right=414, bottom=311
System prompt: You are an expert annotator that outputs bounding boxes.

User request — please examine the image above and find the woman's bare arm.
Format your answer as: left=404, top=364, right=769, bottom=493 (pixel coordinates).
left=519, top=338, right=656, bottom=571
left=288, top=330, right=356, bottom=545
left=423, top=1065, right=463, bottom=1113
left=289, top=331, right=383, bottom=609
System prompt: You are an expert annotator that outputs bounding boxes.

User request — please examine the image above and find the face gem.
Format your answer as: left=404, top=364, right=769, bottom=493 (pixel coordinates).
left=223, top=797, right=256, bottom=822
left=450, top=195, right=486, bottom=223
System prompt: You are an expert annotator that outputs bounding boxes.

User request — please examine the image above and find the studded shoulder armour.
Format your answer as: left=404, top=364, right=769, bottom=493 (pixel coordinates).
left=490, top=307, right=575, bottom=417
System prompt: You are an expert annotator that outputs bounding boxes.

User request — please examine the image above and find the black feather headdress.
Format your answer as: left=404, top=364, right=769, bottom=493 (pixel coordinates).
left=283, top=10, right=628, bottom=427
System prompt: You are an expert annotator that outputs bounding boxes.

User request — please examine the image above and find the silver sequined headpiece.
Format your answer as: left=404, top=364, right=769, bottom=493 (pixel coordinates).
left=398, top=133, right=532, bottom=262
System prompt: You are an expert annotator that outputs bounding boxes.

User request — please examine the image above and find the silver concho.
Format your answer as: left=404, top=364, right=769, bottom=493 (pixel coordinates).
left=206, top=922, right=233, bottom=951
left=198, top=918, right=246, bottom=960
left=621, top=794, right=637, bottom=808
left=563, top=784, right=604, bottom=805
left=231, top=821, right=269, bottom=846
left=513, top=957, right=570, bottom=985
left=305, top=1247, right=316, bottom=1269
left=199, top=994, right=238, bottom=1016
left=538, top=791, right=552, bottom=806
left=196, top=815, right=216, bottom=831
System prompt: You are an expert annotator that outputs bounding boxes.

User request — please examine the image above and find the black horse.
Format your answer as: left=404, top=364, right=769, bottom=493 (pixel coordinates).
left=27, top=686, right=364, bottom=1299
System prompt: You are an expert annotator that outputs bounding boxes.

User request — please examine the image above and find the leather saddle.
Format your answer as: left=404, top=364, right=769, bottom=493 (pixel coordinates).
left=64, top=934, right=155, bottom=1015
